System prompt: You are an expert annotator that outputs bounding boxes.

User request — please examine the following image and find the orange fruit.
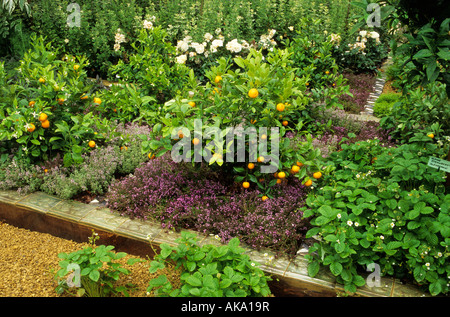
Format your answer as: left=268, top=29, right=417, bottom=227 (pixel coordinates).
left=29, top=101, right=35, bottom=107
left=325, top=70, right=330, bottom=75
left=262, top=196, right=268, bottom=201
left=304, top=179, right=313, bottom=187
left=276, top=103, right=285, bottom=111
left=278, top=171, right=286, bottom=179
left=80, top=94, right=88, bottom=100
left=178, top=130, right=184, bottom=139
left=57, top=98, right=64, bottom=105
left=291, top=165, right=300, bottom=173
left=192, top=138, right=200, bottom=145
left=27, top=123, right=36, bottom=133
left=120, top=146, right=128, bottom=151
left=297, top=161, right=303, bottom=167
left=214, top=76, right=222, bottom=84
left=313, top=172, right=322, bottom=179
left=74, top=65, right=80, bottom=71
left=248, top=163, right=255, bottom=170
left=93, top=97, right=102, bottom=105
left=188, top=101, right=196, bottom=107
left=44, top=169, right=48, bottom=173
left=427, top=133, right=434, bottom=138
left=243, top=181, right=250, bottom=189
left=148, top=152, right=156, bottom=159
left=38, top=113, right=48, bottom=122
left=88, top=140, right=96, bottom=148
left=248, top=88, right=259, bottom=99
left=41, top=120, right=50, bottom=129
left=276, top=179, right=282, bottom=184
left=38, top=78, right=45, bottom=84
left=257, top=156, right=265, bottom=163
left=282, top=120, right=288, bottom=126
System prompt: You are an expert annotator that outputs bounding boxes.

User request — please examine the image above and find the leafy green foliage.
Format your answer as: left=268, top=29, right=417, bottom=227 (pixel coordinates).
left=55, top=231, right=140, bottom=297
left=380, top=82, right=449, bottom=143
left=373, top=92, right=401, bottom=118
left=147, top=231, right=272, bottom=297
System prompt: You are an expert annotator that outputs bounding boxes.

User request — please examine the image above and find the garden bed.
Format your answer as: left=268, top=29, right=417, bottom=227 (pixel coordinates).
left=0, top=192, right=430, bottom=298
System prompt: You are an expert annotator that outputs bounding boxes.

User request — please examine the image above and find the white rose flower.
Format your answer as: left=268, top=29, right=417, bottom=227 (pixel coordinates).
left=204, top=33, right=213, bottom=42
left=143, top=20, right=153, bottom=29
left=176, top=54, right=187, bottom=64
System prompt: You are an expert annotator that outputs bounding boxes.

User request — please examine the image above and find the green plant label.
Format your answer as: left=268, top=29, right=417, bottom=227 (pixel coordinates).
left=427, top=156, right=450, bottom=173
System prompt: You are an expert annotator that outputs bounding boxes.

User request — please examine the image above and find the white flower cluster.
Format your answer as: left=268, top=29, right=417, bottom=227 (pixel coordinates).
left=345, top=30, right=381, bottom=54
left=114, top=28, right=126, bottom=52
left=259, top=29, right=277, bottom=50
left=174, top=30, right=259, bottom=64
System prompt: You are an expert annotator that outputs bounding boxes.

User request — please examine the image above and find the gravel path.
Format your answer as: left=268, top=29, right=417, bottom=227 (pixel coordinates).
left=0, top=221, right=179, bottom=297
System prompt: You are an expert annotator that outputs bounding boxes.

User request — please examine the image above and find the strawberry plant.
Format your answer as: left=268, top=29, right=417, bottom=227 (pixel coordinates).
left=147, top=231, right=272, bottom=297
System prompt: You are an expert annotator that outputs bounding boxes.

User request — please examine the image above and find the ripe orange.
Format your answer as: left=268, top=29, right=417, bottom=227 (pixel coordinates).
left=188, top=101, right=196, bottom=107
left=27, top=123, right=36, bottom=133
left=325, top=70, right=330, bottom=75
left=248, top=88, right=259, bottom=99
left=88, top=140, right=96, bottom=148
left=291, top=165, right=300, bottom=173
left=427, top=133, right=434, bottom=138
left=248, top=163, right=255, bottom=170
left=80, top=94, right=89, bottom=100
left=93, top=97, right=102, bottom=105
left=276, top=179, right=282, bottom=184
left=304, top=179, right=313, bottom=187
left=41, top=120, right=50, bottom=129
left=74, top=65, right=80, bottom=71
left=278, top=171, right=286, bottom=179
left=57, top=98, right=64, bottom=105
left=313, top=172, right=322, bottom=179
left=178, top=130, right=184, bottom=139
left=243, top=181, right=250, bottom=189
left=148, top=152, right=156, bottom=159
left=296, top=161, right=303, bottom=167
left=276, top=103, right=285, bottom=112
left=250, top=119, right=257, bottom=124
left=192, top=138, right=200, bottom=145
left=38, top=78, right=45, bottom=84
left=257, top=156, right=265, bottom=163
left=214, top=76, right=222, bottom=83
left=39, top=113, right=48, bottom=122
left=282, top=120, right=288, bottom=126
left=120, top=146, right=128, bottom=151
left=29, top=101, right=35, bottom=107
left=262, top=196, right=268, bottom=201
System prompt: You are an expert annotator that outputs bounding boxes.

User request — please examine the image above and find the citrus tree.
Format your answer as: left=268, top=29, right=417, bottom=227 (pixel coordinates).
left=0, top=35, right=111, bottom=165
left=141, top=48, right=330, bottom=197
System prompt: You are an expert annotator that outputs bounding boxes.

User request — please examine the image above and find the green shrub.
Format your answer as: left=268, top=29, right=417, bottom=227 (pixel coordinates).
left=147, top=231, right=272, bottom=297
left=109, top=27, right=190, bottom=107
left=380, top=82, right=449, bottom=143
left=373, top=92, right=401, bottom=118
left=55, top=231, right=140, bottom=297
